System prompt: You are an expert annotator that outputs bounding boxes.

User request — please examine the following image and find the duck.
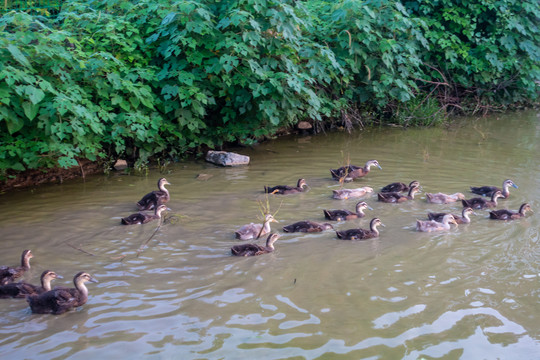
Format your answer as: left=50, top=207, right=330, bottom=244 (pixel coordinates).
left=335, top=218, right=384, bottom=240
left=231, top=233, right=280, bottom=256
left=425, top=192, right=466, bottom=204
left=416, top=214, right=458, bottom=232
left=380, top=180, right=419, bottom=193
left=235, top=214, right=278, bottom=240
left=137, top=178, right=171, bottom=211
left=461, top=190, right=503, bottom=209
left=332, top=186, right=373, bottom=200
left=264, top=178, right=308, bottom=195
left=330, top=160, right=382, bottom=182
left=377, top=185, right=420, bottom=203
left=121, top=204, right=168, bottom=225
left=323, top=201, right=372, bottom=221
left=282, top=220, right=334, bottom=233
left=0, top=250, right=33, bottom=285
left=489, top=203, right=532, bottom=220
left=27, top=272, right=98, bottom=315
left=0, top=270, right=62, bottom=298
left=427, top=207, right=474, bottom=224
left=470, top=179, right=518, bottom=199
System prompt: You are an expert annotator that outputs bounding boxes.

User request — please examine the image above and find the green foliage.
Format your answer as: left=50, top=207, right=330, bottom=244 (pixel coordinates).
left=0, top=0, right=538, bottom=175
left=403, top=0, right=540, bottom=106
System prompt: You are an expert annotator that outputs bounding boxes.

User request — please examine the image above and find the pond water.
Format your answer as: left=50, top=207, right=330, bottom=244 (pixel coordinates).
left=0, top=110, right=539, bottom=359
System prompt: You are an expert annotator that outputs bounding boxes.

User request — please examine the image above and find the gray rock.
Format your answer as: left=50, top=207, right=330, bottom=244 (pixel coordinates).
left=206, top=151, right=250, bottom=167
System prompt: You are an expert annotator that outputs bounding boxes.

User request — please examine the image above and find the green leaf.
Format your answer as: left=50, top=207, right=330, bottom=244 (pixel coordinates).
left=25, top=86, right=45, bottom=105
left=7, top=44, right=31, bottom=68
left=22, top=101, right=39, bottom=120
left=6, top=115, right=25, bottom=134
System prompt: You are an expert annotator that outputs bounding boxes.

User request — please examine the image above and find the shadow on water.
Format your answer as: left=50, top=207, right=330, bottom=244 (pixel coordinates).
left=0, top=111, right=539, bottom=359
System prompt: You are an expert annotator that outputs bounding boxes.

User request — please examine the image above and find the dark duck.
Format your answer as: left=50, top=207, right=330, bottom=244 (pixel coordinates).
left=330, top=160, right=382, bottom=182
left=231, top=233, right=280, bottom=256
left=137, top=178, right=171, bottom=211
left=282, top=220, right=334, bottom=233
left=470, top=179, right=517, bottom=199
left=264, top=178, right=308, bottom=195
left=377, top=185, right=420, bottom=203
left=428, top=207, right=474, bottom=224
left=27, top=272, right=98, bottom=315
left=489, top=203, right=532, bottom=220
left=380, top=180, right=419, bottom=193
left=0, top=250, right=33, bottom=285
left=335, top=218, right=384, bottom=240
left=0, top=270, right=62, bottom=298
left=323, top=201, right=372, bottom=221
left=121, top=204, right=168, bottom=225
left=462, top=190, right=503, bottom=209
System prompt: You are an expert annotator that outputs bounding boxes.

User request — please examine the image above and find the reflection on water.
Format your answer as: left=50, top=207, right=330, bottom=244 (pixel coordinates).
left=0, top=111, right=539, bottom=359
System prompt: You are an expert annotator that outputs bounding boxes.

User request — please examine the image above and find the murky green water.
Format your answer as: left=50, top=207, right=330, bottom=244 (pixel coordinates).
left=0, top=111, right=539, bottom=359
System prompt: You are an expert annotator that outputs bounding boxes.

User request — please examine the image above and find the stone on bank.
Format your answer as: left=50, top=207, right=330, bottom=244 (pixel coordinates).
left=205, top=151, right=250, bottom=167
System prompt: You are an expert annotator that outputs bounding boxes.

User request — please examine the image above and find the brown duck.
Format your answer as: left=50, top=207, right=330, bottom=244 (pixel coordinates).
left=377, top=185, right=420, bottom=203
left=462, top=190, right=503, bottom=209
left=380, top=180, right=419, bottom=193
left=137, top=178, right=171, bottom=210
left=335, top=218, right=384, bottom=240
left=231, top=233, right=280, bottom=256
left=282, top=220, right=334, bottom=233
left=27, top=272, right=98, bottom=315
left=330, top=160, right=382, bottom=182
left=470, top=179, right=517, bottom=199
left=121, top=204, right=168, bottom=225
left=489, top=203, right=532, bottom=220
left=264, top=179, right=308, bottom=195
left=0, top=270, right=62, bottom=298
left=0, top=250, right=33, bottom=285
left=323, top=201, right=372, bottom=221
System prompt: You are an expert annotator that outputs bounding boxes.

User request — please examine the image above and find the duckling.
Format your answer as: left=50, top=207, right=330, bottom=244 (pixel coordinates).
left=282, top=220, right=334, bottom=233
left=121, top=204, right=167, bottom=225
left=323, top=201, right=372, bottom=221
left=231, top=233, right=280, bottom=256
left=335, top=218, right=384, bottom=240
left=332, top=186, right=373, bottom=200
left=461, top=190, right=503, bottom=209
left=489, top=203, right=532, bottom=220
left=264, top=179, right=308, bottom=195
left=330, top=160, right=382, bottom=182
left=470, top=179, right=517, bottom=199
left=416, top=214, right=458, bottom=232
left=0, top=250, right=33, bottom=285
left=428, top=207, right=474, bottom=224
left=235, top=214, right=278, bottom=240
left=0, top=270, right=62, bottom=298
left=27, top=272, right=98, bottom=315
left=137, top=178, right=171, bottom=211
left=377, top=185, right=420, bottom=203
left=425, top=192, right=466, bottom=204
left=380, top=180, right=419, bottom=193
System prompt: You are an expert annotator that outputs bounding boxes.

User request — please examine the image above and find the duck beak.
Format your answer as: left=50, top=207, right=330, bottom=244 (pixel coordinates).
left=271, top=218, right=279, bottom=223
left=377, top=165, right=382, bottom=170
left=512, top=183, right=518, bottom=189
left=367, top=206, right=373, bottom=210
left=89, top=277, right=99, bottom=283
left=380, top=222, right=386, bottom=227
left=56, top=274, right=64, bottom=279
